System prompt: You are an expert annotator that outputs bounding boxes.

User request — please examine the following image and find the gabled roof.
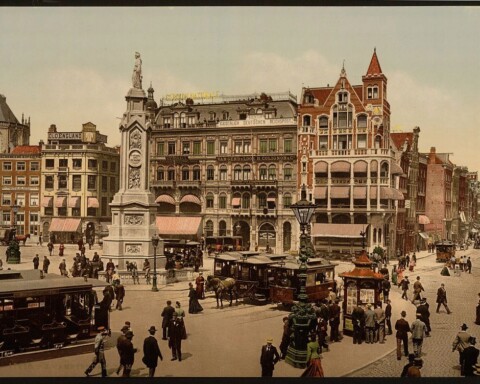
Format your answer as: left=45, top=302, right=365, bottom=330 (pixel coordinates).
left=0, top=94, right=20, bottom=124
left=366, top=49, right=383, bottom=76
left=390, top=132, right=413, bottom=151
left=11, top=145, right=41, bottom=154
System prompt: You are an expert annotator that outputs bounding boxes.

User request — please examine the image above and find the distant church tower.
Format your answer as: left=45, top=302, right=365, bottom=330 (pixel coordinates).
left=102, top=53, right=164, bottom=268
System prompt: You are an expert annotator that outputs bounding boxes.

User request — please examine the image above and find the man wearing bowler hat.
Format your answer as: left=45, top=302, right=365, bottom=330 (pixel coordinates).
left=462, top=336, right=479, bottom=376
left=452, top=323, right=471, bottom=375
left=260, top=337, right=280, bottom=377
left=143, top=326, right=163, bottom=377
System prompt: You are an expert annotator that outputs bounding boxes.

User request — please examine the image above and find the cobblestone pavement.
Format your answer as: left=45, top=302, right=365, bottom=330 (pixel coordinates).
left=347, top=248, right=480, bottom=377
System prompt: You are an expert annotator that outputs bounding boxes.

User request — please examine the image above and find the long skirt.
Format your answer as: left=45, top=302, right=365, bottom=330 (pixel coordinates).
left=301, top=358, right=324, bottom=377
left=189, top=298, right=203, bottom=314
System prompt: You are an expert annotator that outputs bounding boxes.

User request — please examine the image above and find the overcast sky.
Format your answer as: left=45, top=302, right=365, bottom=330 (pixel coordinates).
left=1, top=7, right=479, bottom=171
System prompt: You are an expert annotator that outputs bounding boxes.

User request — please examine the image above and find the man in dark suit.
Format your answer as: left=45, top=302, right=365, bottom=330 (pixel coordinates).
left=161, top=300, right=175, bottom=340
left=462, top=337, right=479, bottom=376
left=416, top=298, right=431, bottom=336
left=143, top=326, right=163, bottom=377
left=395, top=310, right=411, bottom=360
left=168, top=312, right=185, bottom=361
left=436, top=283, right=451, bottom=314
left=260, top=337, right=280, bottom=377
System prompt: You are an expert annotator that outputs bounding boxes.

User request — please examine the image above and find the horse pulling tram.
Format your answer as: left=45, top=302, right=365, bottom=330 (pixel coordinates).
left=435, top=240, right=456, bottom=263
left=0, top=269, right=109, bottom=357
left=210, top=252, right=337, bottom=307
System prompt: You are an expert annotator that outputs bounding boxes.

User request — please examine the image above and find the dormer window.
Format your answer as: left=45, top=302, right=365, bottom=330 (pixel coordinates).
left=209, top=112, right=216, bottom=121
left=304, top=93, right=314, bottom=104
left=337, top=92, right=348, bottom=103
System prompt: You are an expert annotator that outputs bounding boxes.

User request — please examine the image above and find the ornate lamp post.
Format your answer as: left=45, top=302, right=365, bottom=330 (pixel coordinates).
left=285, top=185, right=318, bottom=368
left=7, top=203, right=21, bottom=264
left=360, top=227, right=366, bottom=250
left=151, top=234, right=159, bottom=292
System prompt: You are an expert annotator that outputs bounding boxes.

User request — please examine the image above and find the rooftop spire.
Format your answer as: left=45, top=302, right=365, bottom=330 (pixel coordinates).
left=366, top=48, right=383, bottom=76
left=340, top=59, right=347, bottom=78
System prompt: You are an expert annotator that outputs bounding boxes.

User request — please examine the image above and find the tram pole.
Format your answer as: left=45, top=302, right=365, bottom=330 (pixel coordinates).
left=151, top=234, right=159, bottom=292
left=285, top=185, right=318, bottom=369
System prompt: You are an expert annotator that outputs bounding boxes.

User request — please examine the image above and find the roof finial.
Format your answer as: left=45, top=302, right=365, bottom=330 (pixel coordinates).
left=340, top=60, right=346, bottom=78
left=374, top=47, right=376, bottom=53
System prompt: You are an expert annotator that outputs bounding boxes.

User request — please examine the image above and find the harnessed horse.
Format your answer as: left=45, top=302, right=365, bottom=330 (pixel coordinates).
left=205, top=276, right=238, bottom=308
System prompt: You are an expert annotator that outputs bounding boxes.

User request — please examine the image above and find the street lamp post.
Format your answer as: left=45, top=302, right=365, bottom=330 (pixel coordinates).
left=285, top=185, right=318, bottom=368
left=7, top=203, right=21, bottom=264
left=151, top=234, right=159, bottom=292
left=360, top=227, right=366, bottom=250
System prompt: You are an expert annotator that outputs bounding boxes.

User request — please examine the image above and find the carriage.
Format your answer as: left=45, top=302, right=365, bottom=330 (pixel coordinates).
left=211, top=252, right=337, bottom=306
left=0, top=269, right=109, bottom=356
left=435, top=240, right=456, bottom=263
left=269, top=257, right=338, bottom=306
left=206, top=236, right=244, bottom=254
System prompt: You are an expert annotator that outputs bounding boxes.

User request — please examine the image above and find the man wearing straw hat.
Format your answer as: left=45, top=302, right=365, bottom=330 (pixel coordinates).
left=143, top=326, right=163, bottom=377
left=260, top=337, right=280, bottom=377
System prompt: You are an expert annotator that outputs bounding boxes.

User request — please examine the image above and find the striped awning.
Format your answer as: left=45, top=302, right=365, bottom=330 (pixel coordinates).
left=418, top=215, right=430, bottom=225
left=353, top=161, right=368, bottom=173
left=330, top=186, right=350, bottom=199
left=331, top=161, right=351, bottom=173
left=353, top=186, right=367, bottom=199
left=312, top=223, right=368, bottom=238
left=68, top=197, right=80, bottom=208
left=155, top=194, right=176, bottom=205
left=314, top=161, right=328, bottom=173
left=393, top=188, right=405, bottom=200
left=156, top=216, right=202, bottom=236
left=49, top=218, right=81, bottom=232
left=87, top=197, right=99, bottom=208
left=391, top=162, right=404, bottom=175
left=55, top=197, right=66, bottom=208
left=380, top=187, right=394, bottom=200
left=180, top=194, right=201, bottom=205
left=41, top=196, right=53, bottom=208
left=314, top=186, right=327, bottom=199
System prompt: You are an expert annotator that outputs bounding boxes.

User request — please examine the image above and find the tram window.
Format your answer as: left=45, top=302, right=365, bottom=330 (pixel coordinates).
left=241, top=268, right=249, bottom=280
left=315, top=272, right=326, bottom=285
left=0, top=299, right=14, bottom=311
left=64, top=294, right=72, bottom=316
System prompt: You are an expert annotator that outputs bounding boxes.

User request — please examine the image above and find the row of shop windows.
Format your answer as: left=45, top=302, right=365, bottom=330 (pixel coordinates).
left=202, top=193, right=291, bottom=209
left=44, top=158, right=116, bottom=172
left=44, top=175, right=116, bottom=192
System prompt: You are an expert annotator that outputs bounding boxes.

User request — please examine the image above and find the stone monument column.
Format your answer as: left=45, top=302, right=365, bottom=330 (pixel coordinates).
left=102, top=53, right=164, bottom=269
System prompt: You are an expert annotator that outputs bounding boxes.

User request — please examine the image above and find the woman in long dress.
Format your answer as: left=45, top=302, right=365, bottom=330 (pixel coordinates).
left=301, top=334, right=324, bottom=377
left=188, top=282, right=203, bottom=314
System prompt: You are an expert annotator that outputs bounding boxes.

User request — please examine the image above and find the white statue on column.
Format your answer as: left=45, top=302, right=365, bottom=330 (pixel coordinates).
left=132, top=52, right=142, bottom=89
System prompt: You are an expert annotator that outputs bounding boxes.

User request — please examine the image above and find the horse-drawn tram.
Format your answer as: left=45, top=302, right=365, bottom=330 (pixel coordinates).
left=269, top=258, right=338, bottom=306
left=0, top=269, right=109, bottom=358
left=435, top=240, right=456, bottom=263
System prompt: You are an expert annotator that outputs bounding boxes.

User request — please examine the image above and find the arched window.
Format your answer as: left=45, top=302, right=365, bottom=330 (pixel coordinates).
left=268, top=165, right=276, bottom=180
left=180, top=113, right=186, bottom=128
left=375, top=135, right=382, bottom=149
left=156, top=167, right=164, bottom=181
left=259, top=165, right=267, bottom=180
left=219, top=193, right=227, bottom=209
left=182, top=166, right=189, bottom=181
left=380, top=162, right=389, bottom=177
left=242, top=193, right=250, bottom=209
left=243, top=165, right=251, bottom=180
left=303, top=115, right=311, bottom=127
left=205, top=220, right=214, bottom=237
left=206, top=193, right=214, bottom=208
left=193, top=166, right=201, bottom=181
left=207, top=165, right=215, bottom=180
left=319, top=116, right=328, bottom=129
left=283, top=193, right=292, bottom=208
left=234, top=165, right=242, bottom=180
left=167, top=167, right=175, bottom=181
left=258, top=222, right=275, bottom=248
left=220, top=165, right=227, bottom=181
left=218, top=220, right=227, bottom=236
left=283, top=164, right=292, bottom=181
left=256, top=108, right=263, bottom=114
left=373, top=228, right=377, bottom=243
left=332, top=104, right=353, bottom=128
left=258, top=193, right=267, bottom=208
left=173, top=113, right=180, bottom=128
left=357, top=114, right=367, bottom=128
left=378, top=228, right=382, bottom=243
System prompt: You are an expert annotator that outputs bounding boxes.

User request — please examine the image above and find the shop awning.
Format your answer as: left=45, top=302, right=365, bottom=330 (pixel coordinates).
left=392, top=188, right=405, bottom=200
left=370, top=186, right=378, bottom=199
left=418, top=232, right=429, bottom=239
left=155, top=216, right=202, bottom=236
left=380, top=187, right=395, bottom=200
left=49, top=218, right=81, bottom=232
left=314, top=161, right=328, bottom=173
left=331, top=186, right=350, bottom=199
left=87, top=197, right=99, bottom=208
left=55, top=197, right=66, bottom=208
left=353, top=161, right=368, bottom=173
left=370, top=160, right=378, bottom=172
left=353, top=186, right=367, bottom=199
left=267, top=197, right=276, bottom=202
left=312, top=223, right=368, bottom=238
left=155, top=194, right=176, bottom=205
left=231, top=197, right=241, bottom=207
left=418, top=215, right=430, bottom=225
left=180, top=194, right=201, bottom=205
left=68, top=197, right=80, bottom=208
left=41, top=196, right=53, bottom=208
left=331, top=161, right=351, bottom=173
left=314, top=186, right=327, bottom=199
left=391, top=162, right=404, bottom=175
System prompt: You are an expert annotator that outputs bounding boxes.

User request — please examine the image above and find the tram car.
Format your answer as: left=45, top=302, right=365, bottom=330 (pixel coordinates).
left=435, top=240, right=456, bottom=263
left=213, top=252, right=288, bottom=304
left=269, top=257, right=338, bottom=306
left=0, top=269, right=109, bottom=356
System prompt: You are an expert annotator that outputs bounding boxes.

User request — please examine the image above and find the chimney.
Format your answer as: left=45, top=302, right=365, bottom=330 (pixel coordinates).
left=48, top=124, right=57, bottom=133
left=428, top=147, right=436, bottom=164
